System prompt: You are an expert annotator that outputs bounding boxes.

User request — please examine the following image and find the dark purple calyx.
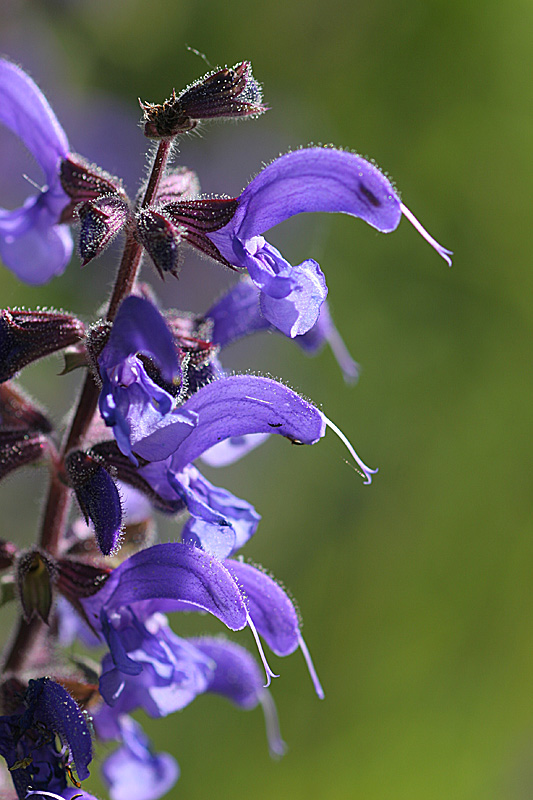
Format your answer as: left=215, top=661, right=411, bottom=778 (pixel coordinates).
left=0, top=308, right=85, bottom=383
left=77, top=195, right=131, bottom=266
left=65, top=451, right=123, bottom=557
left=0, top=383, right=52, bottom=433
left=154, top=166, right=201, bottom=204
left=141, top=61, right=267, bottom=139
left=57, top=557, right=111, bottom=601
left=134, top=208, right=185, bottom=278
left=59, top=153, right=129, bottom=222
left=0, top=429, right=49, bottom=481
left=136, top=198, right=239, bottom=277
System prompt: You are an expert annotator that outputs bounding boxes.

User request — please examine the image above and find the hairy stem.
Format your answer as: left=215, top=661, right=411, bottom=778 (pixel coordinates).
left=1, top=138, right=173, bottom=674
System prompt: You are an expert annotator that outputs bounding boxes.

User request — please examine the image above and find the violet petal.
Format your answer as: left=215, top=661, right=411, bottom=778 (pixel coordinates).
left=167, top=374, right=326, bottom=471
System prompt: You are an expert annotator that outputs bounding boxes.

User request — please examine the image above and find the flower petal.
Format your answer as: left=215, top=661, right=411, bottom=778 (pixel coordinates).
left=0, top=59, right=69, bottom=182
left=27, top=677, right=92, bottom=781
left=209, top=147, right=402, bottom=260
left=101, top=716, right=179, bottom=800
left=166, top=374, right=326, bottom=471
left=102, top=542, right=249, bottom=632
left=101, top=296, right=178, bottom=381
left=0, top=59, right=72, bottom=283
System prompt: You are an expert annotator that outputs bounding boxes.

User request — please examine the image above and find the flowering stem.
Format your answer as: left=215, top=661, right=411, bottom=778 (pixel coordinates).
left=2, top=138, right=173, bottom=673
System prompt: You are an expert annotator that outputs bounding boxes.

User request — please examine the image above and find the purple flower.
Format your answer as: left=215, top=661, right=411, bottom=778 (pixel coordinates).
left=0, top=678, right=92, bottom=798
left=208, top=147, right=452, bottom=337
left=100, top=716, right=179, bottom=800
left=98, top=610, right=213, bottom=717
left=0, top=59, right=73, bottom=284
left=206, top=276, right=359, bottom=381
left=98, top=296, right=196, bottom=465
left=137, top=373, right=327, bottom=556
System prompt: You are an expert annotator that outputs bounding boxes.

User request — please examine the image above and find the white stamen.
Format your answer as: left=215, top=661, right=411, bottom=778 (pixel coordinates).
left=258, top=689, right=288, bottom=759
left=298, top=634, right=325, bottom=699
left=400, top=203, right=453, bottom=267
left=23, top=174, right=47, bottom=193
left=323, top=415, right=378, bottom=485
left=247, top=612, right=279, bottom=687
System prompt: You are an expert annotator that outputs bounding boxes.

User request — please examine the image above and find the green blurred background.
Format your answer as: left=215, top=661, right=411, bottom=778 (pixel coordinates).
left=1, top=0, right=532, bottom=798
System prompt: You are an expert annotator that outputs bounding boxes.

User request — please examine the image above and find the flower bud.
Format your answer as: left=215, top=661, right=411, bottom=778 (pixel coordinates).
left=65, top=450, right=123, bottom=557
left=16, top=548, right=57, bottom=623
left=0, top=308, right=85, bottom=383
left=77, top=195, right=131, bottom=266
left=135, top=208, right=185, bottom=278
left=141, top=61, right=267, bottom=138
left=89, top=440, right=178, bottom=514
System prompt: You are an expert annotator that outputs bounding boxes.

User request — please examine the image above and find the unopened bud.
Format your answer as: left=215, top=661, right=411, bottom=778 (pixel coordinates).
left=141, top=61, right=267, bottom=139
left=135, top=208, right=185, bottom=278
left=77, top=195, right=131, bottom=266
left=89, top=440, right=178, bottom=514
left=17, top=548, right=57, bottom=623
left=0, top=308, right=85, bottom=383
left=65, top=450, right=123, bottom=557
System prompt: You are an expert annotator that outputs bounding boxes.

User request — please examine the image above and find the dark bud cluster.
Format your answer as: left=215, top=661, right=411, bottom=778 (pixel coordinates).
left=141, top=61, right=267, bottom=138
left=65, top=451, right=123, bottom=557
left=135, top=197, right=239, bottom=278
left=0, top=308, right=85, bottom=384
left=60, top=154, right=132, bottom=266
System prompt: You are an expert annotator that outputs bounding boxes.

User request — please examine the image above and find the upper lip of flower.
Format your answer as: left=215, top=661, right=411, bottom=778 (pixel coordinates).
left=0, top=58, right=74, bottom=284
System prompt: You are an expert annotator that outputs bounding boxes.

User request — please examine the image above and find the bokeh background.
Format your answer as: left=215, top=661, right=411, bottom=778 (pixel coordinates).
left=1, top=0, right=532, bottom=798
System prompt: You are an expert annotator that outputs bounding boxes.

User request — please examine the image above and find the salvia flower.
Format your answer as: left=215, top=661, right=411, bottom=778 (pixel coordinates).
left=208, top=146, right=452, bottom=336
left=0, top=59, right=73, bottom=283
left=97, top=296, right=195, bottom=465
left=0, top=677, right=92, bottom=797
